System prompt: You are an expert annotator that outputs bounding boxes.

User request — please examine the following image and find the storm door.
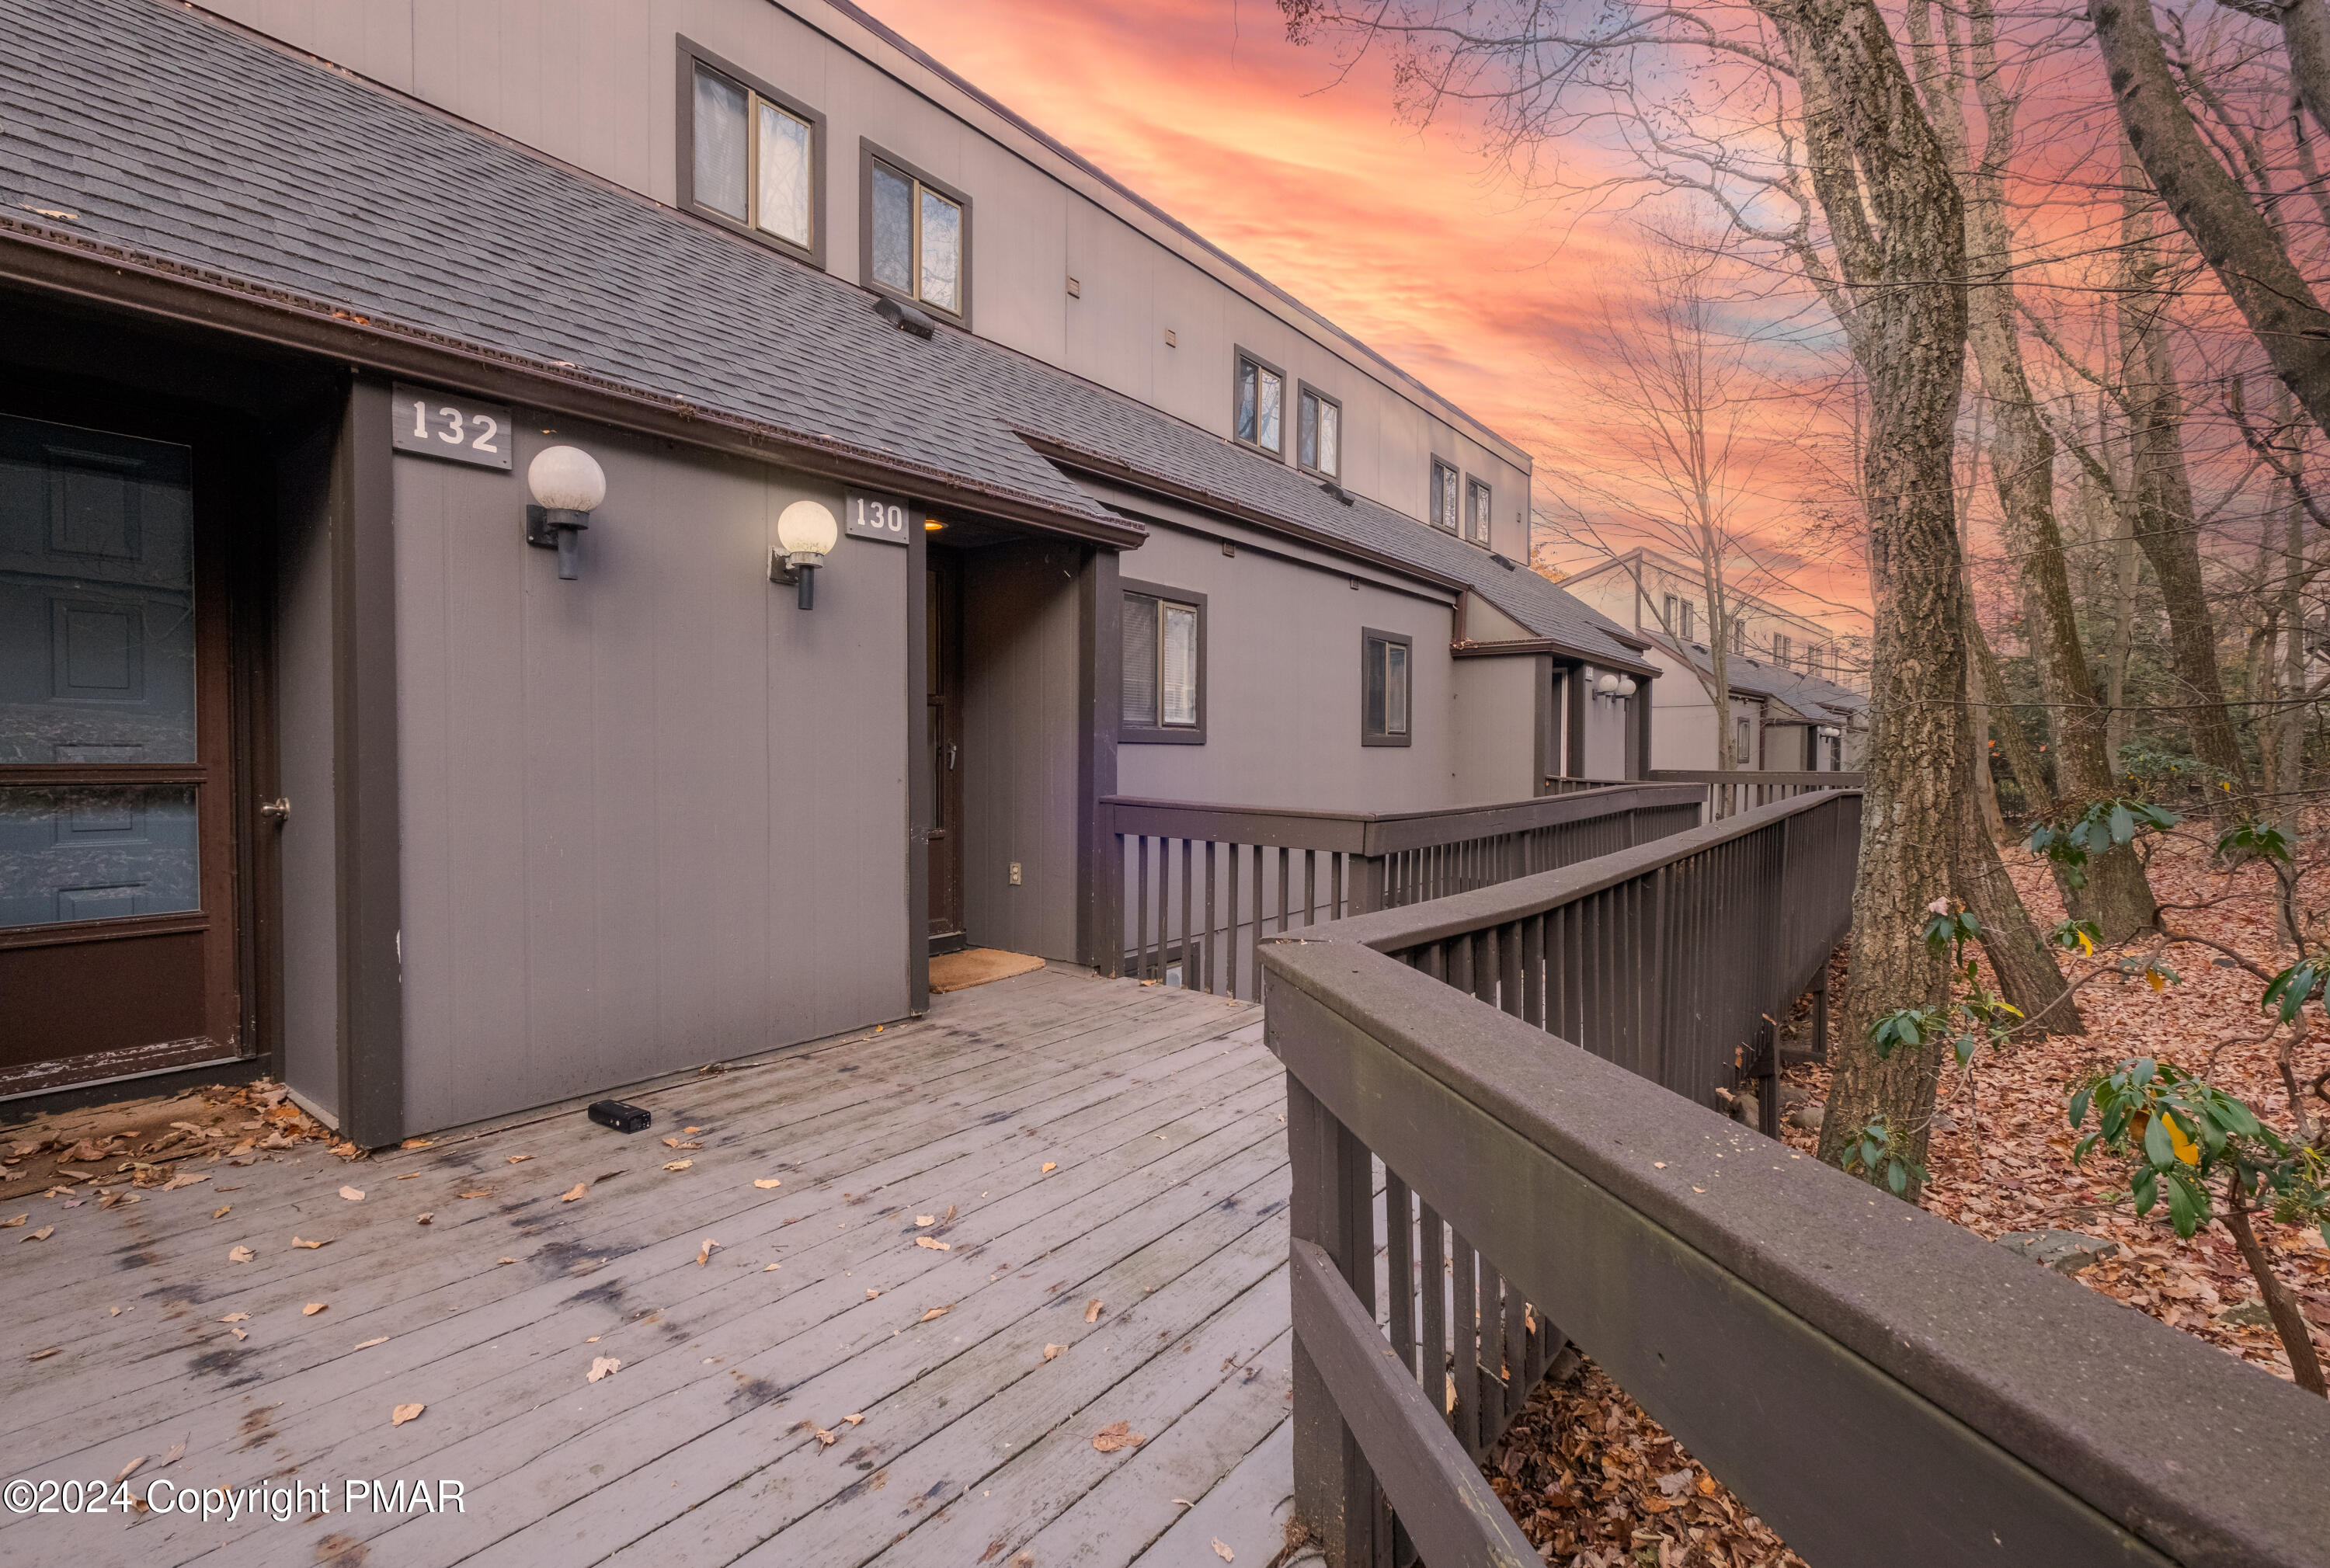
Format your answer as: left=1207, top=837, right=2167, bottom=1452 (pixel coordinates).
left=0, top=413, right=242, bottom=1096
left=927, top=550, right=965, bottom=950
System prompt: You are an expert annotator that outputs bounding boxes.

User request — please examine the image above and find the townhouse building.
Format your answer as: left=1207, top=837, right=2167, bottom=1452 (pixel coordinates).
left=0, top=0, right=1655, bottom=1137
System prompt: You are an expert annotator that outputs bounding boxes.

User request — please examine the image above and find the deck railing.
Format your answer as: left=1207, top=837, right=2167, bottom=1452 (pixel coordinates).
left=1644, top=767, right=1864, bottom=822
left=1260, top=790, right=2330, bottom=1568
left=1099, top=783, right=1704, bottom=1002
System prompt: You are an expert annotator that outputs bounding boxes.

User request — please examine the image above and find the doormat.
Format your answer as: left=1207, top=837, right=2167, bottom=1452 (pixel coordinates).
left=929, top=948, right=1045, bottom=993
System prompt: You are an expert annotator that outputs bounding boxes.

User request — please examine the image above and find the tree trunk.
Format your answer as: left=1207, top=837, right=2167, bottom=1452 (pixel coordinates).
left=2280, top=0, right=2330, bottom=147
left=1756, top=0, right=1969, bottom=1194
left=2113, top=134, right=2249, bottom=794
left=2092, top=0, right=2330, bottom=444
left=1929, top=0, right=2155, bottom=938
left=1953, top=781, right=2082, bottom=1032
left=2222, top=1188, right=2328, bottom=1397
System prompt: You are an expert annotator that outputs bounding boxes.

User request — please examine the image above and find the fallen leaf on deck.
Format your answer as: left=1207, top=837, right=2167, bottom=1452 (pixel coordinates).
left=843, top=1413, right=864, bottom=1425
left=113, top=1455, right=146, bottom=1483
left=753, top=1178, right=783, bottom=1189
left=391, top=1403, right=424, bottom=1427
left=560, top=1184, right=586, bottom=1202
left=815, top=1427, right=838, bottom=1447
left=683, top=1125, right=701, bottom=1134
left=1084, top=1299, right=1104, bottom=1323
left=662, top=1139, right=701, bottom=1150
left=1090, top=1420, right=1145, bottom=1453
left=497, top=1257, right=518, bottom=1265
left=920, top=1304, right=952, bottom=1323
left=1040, top=1163, right=1056, bottom=1173
left=160, top=1173, right=210, bottom=1191
left=291, top=1236, right=329, bottom=1249
left=459, top=1189, right=492, bottom=1199
left=662, top=1160, right=693, bottom=1173
left=1, top=1214, right=24, bottom=1227
left=213, top=1205, right=230, bottom=1219
left=942, top=1204, right=958, bottom=1223
left=228, top=1246, right=255, bottom=1263
left=354, top=1337, right=388, bottom=1350
left=417, top=1212, right=434, bottom=1225
left=158, top=1440, right=185, bottom=1469
left=587, top=1357, right=621, bottom=1383
left=915, top=1215, right=935, bottom=1227
left=695, top=1238, right=719, bottom=1266
left=219, top=1312, right=249, bottom=1323
left=21, top=1226, right=54, bottom=1243
left=505, top=1154, right=531, bottom=1164
left=400, top=1138, right=434, bottom=1150
left=1212, top=1540, right=1234, bottom=1562
left=916, top=1236, right=950, bottom=1250
left=303, top=1302, right=327, bottom=1316
left=765, top=1263, right=782, bottom=1272
left=27, top=1346, right=61, bottom=1361
left=339, top=1186, right=365, bottom=1201
left=1043, top=1344, right=1064, bottom=1361
left=228, top=1328, right=246, bottom=1341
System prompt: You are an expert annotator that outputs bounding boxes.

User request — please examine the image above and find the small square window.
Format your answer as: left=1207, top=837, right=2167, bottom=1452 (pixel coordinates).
left=1464, top=476, right=1492, bottom=547
left=680, top=44, right=823, bottom=262
left=1235, top=352, right=1285, bottom=456
left=1431, top=460, right=1460, bottom=533
left=1362, top=629, right=1413, bottom=746
left=1297, top=386, right=1341, bottom=478
left=1122, top=581, right=1206, bottom=743
left=864, top=144, right=970, bottom=319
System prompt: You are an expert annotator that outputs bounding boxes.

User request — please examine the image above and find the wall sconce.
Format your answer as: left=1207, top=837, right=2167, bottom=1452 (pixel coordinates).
left=1818, top=725, right=1842, bottom=738
left=770, top=499, right=839, bottom=609
left=1618, top=677, right=1639, bottom=698
left=526, top=446, right=606, bottom=581
left=1594, top=673, right=1639, bottom=701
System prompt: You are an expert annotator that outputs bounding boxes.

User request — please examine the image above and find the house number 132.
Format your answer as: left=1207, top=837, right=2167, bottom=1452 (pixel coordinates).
left=390, top=382, right=516, bottom=471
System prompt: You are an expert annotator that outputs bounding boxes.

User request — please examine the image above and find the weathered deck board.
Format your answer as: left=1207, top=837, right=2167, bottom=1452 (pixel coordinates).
left=0, top=968, right=1302, bottom=1568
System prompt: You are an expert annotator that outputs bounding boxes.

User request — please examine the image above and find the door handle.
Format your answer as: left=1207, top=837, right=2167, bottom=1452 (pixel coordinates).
left=946, top=742, right=958, bottom=770
left=259, top=798, right=291, bottom=822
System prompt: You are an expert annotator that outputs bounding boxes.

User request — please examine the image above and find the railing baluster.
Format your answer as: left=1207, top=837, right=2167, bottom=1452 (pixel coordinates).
left=1204, top=840, right=1218, bottom=995
left=1179, top=836, right=1194, bottom=989
left=1502, top=1270, right=1527, bottom=1428
left=1251, top=843, right=1264, bottom=1000
left=1418, top=1199, right=1448, bottom=1436
left=1226, top=838, right=1240, bottom=1000
left=1386, top=1170, right=1416, bottom=1382
left=1135, top=834, right=1149, bottom=981
left=1451, top=1228, right=1480, bottom=1455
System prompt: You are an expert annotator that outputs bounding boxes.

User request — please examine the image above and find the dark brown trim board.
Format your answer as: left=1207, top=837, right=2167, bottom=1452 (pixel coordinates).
left=674, top=35, right=829, bottom=271
left=1534, top=655, right=1557, bottom=791
left=335, top=377, right=405, bottom=1148
left=857, top=140, right=974, bottom=328
left=1567, top=662, right=1588, bottom=779
left=906, top=506, right=930, bottom=1014
left=1117, top=576, right=1208, bottom=746
left=1077, top=548, right=1121, bottom=971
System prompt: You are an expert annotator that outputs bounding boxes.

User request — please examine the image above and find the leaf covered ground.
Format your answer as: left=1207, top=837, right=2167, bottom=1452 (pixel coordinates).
left=1483, top=829, right=2328, bottom=1566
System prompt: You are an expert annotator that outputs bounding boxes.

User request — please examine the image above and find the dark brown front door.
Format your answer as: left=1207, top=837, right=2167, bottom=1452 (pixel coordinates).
left=0, top=411, right=242, bottom=1097
left=927, top=550, right=965, bottom=950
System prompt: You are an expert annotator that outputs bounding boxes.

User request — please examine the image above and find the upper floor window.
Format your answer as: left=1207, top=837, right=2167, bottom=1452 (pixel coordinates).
left=1431, top=459, right=1461, bottom=533
left=1236, top=352, right=1285, bottom=455
left=1122, top=581, right=1205, bottom=743
left=1362, top=629, right=1413, bottom=746
left=1661, top=593, right=1696, bottom=643
left=1464, top=477, right=1492, bottom=546
left=1298, top=385, right=1341, bottom=478
left=680, top=43, right=822, bottom=261
left=1728, top=618, right=1745, bottom=656
left=1773, top=632, right=1792, bottom=667
left=1734, top=714, right=1753, bottom=766
left=865, top=146, right=968, bottom=318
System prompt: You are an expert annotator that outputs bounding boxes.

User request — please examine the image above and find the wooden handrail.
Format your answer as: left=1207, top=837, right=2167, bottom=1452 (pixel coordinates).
left=1647, top=768, right=1866, bottom=786
left=1261, top=791, right=2330, bottom=1568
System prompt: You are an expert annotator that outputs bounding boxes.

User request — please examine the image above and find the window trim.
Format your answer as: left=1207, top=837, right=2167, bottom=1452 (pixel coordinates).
left=1119, top=578, right=1208, bottom=745
left=1463, top=474, right=1493, bottom=548
left=1430, top=458, right=1461, bottom=534
left=1232, top=348, right=1288, bottom=459
left=1361, top=627, right=1415, bottom=747
left=1295, top=381, right=1342, bottom=479
left=674, top=37, right=827, bottom=268
left=858, top=140, right=974, bottom=325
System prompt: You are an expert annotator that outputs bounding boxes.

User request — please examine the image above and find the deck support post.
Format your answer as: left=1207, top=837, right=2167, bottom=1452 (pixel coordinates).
left=1286, top=1072, right=1377, bottom=1568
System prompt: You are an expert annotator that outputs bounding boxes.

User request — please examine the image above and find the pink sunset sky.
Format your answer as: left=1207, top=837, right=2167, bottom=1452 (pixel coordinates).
left=863, top=0, right=1873, bottom=629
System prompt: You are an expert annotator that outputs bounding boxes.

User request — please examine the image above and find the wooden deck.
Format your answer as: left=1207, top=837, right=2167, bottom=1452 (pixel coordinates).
left=1, top=968, right=1315, bottom=1568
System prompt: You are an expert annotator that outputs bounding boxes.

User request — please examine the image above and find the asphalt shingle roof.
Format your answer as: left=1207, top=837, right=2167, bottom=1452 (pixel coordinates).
left=0, top=0, right=1641, bottom=667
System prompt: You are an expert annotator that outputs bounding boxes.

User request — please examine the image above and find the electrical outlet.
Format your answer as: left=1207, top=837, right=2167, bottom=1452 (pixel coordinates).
left=1009, top=862, right=1022, bottom=886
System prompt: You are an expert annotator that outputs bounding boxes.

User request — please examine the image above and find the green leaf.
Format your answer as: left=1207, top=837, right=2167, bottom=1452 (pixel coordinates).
left=1954, top=1034, right=1977, bottom=1067
left=1887, top=1161, right=1909, bottom=1196
left=2068, top=1086, right=2093, bottom=1128
left=2109, top=803, right=2135, bottom=845
left=2142, top=1110, right=2175, bottom=1168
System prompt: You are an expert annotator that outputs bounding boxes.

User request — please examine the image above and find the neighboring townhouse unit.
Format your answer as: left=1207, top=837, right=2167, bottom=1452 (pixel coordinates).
left=0, top=0, right=1654, bottom=1136
left=1554, top=549, right=1866, bottom=771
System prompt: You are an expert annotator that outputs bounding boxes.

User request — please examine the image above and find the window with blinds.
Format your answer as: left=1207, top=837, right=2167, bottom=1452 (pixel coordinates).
left=1122, top=586, right=1205, bottom=741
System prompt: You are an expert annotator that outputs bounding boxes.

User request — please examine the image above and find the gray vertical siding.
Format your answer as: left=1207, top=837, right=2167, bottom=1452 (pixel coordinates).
left=273, top=411, right=344, bottom=1121
left=1112, top=527, right=1467, bottom=812
left=390, top=419, right=908, bottom=1131
left=1576, top=665, right=1634, bottom=778
left=1451, top=655, right=1541, bottom=801
left=960, top=542, right=1086, bottom=962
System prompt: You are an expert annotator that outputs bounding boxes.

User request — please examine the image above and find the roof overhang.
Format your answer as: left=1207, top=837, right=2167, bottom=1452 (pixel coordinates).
left=0, top=217, right=1148, bottom=551
left=1450, top=638, right=1660, bottom=678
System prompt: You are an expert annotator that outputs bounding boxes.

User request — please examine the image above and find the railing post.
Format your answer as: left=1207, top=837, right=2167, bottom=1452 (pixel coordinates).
left=1348, top=853, right=1386, bottom=916
left=1286, top=1072, right=1378, bottom=1568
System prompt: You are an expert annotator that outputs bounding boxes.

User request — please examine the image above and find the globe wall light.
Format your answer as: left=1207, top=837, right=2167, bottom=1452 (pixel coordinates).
left=1594, top=673, right=1620, bottom=698
left=526, top=445, right=607, bottom=581
left=1617, top=677, right=1639, bottom=698
left=770, top=499, right=840, bottom=609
